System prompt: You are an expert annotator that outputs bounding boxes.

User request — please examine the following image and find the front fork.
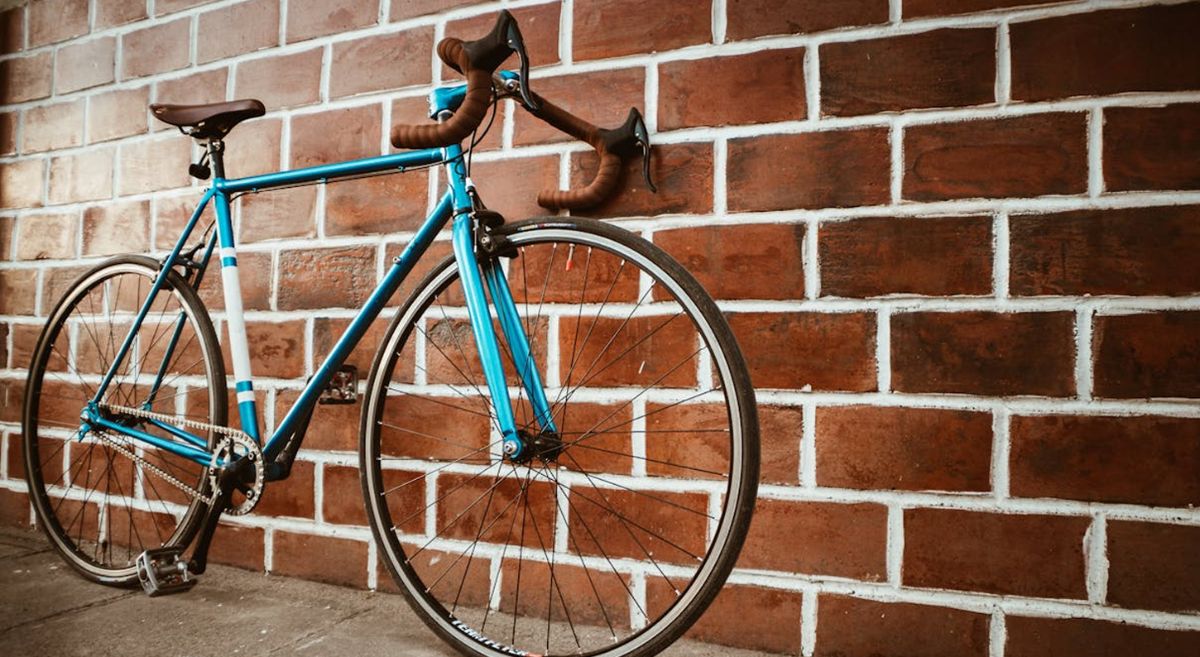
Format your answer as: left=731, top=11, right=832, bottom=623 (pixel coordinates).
left=451, top=213, right=557, bottom=460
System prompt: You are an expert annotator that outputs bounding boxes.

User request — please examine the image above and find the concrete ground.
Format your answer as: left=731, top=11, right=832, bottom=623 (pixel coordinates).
left=0, top=526, right=766, bottom=657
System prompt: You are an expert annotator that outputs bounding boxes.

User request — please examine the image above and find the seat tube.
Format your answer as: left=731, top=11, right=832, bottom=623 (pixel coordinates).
left=211, top=143, right=260, bottom=442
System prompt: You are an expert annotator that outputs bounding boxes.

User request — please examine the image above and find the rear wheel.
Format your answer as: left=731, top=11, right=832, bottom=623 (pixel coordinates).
left=361, top=218, right=759, bottom=657
left=22, top=255, right=226, bottom=585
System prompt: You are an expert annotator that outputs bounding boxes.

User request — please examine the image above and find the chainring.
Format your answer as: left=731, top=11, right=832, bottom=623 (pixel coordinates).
left=208, top=434, right=265, bottom=516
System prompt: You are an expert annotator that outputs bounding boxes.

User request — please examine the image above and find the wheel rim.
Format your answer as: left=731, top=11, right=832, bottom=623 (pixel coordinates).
left=365, top=226, right=751, bottom=657
left=24, top=262, right=222, bottom=580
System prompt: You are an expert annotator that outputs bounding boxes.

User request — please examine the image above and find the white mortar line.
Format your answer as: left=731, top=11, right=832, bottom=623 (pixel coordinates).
left=995, top=21, right=1011, bottom=105
left=800, top=587, right=818, bottom=656
left=1088, top=106, right=1105, bottom=198
left=1075, top=307, right=1094, bottom=401
left=886, top=503, right=903, bottom=587
left=989, top=611, right=1006, bottom=657
left=1085, top=513, right=1108, bottom=604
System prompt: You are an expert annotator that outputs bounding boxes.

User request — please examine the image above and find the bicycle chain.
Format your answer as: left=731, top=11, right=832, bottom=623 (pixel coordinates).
left=91, top=427, right=214, bottom=505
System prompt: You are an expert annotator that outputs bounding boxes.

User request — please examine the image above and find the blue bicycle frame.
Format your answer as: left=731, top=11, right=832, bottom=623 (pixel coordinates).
left=83, top=74, right=554, bottom=470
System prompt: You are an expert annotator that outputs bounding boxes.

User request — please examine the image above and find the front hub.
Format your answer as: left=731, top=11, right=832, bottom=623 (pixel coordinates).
left=505, top=429, right=564, bottom=465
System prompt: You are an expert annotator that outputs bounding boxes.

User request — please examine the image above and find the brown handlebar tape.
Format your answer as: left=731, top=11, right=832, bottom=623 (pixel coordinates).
left=527, top=94, right=624, bottom=211
left=389, top=39, right=492, bottom=150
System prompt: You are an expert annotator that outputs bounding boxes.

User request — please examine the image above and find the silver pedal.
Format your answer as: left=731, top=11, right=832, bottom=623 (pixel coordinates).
left=135, top=546, right=197, bottom=597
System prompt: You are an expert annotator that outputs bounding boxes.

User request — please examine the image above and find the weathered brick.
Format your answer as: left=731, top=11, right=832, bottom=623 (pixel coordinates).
left=234, top=319, right=305, bottom=379
left=28, top=0, right=87, bottom=47
left=95, top=0, right=148, bottom=29
left=82, top=201, right=150, bottom=257
left=290, top=104, right=381, bottom=168
left=153, top=191, right=208, bottom=250
left=727, top=0, right=888, bottom=40
left=659, top=48, right=806, bottom=129
left=654, top=222, right=805, bottom=300
left=15, top=213, right=77, bottom=261
left=891, top=311, right=1075, bottom=397
left=512, top=68, right=644, bottom=146
left=1093, top=311, right=1200, bottom=399
left=0, top=216, right=12, bottom=258
left=222, top=117, right=282, bottom=178
left=1107, top=521, right=1200, bottom=612
left=277, top=245, right=376, bottom=310
left=324, top=465, right=425, bottom=530
left=820, top=215, right=992, bottom=297
left=1, top=159, right=45, bottom=209
left=156, top=0, right=212, bottom=15
left=905, top=0, right=1068, bottom=17
left=287, top=0, right=378, bottom=43
left=330, top=29, right=434, bottom=99
left=1011, top=4, right=1200, bottom=102
left=197, top=0, right=280, bottom=63
left=816, top=596, right=990, bottom=657
left=1010, top=415, right=1200, bottom=507
left=467, top=155, right=558, bottom=221
left=1104, top=104, right=1200, bottom=192
left=904, top=114, right=1088, bottom=201
left=0, top=269, right=38, bottom=315
left=822, top=28, right=995, bottom=117
left=325, top=171, right=429, bottom=236
left=48, top=149, right=115, bottom=205
left=729, top=312, right=876, bottom=391
left=207, top=522, right=265, bottom=572
left=1010, top=206, right=1200, bottom=297
left=39, top=265, right=87, bottom=313
left=569, top=142, right=713, bottom=218
left=55, top=37, right=116, bottom=94
left=729, top=129, right=890, bottom=211
left=23, top=100, right=85, bottom=153
left=272, top=531, right=368, bottom=588
left=1011, top=617, right=1200, bottom=657
left=444, top=3, right=560, bottom=75
left=905, top=509, right=1088, bottom=598
left=0, top=489, right=29, bottom=527
left=0, top=112, right=14, bottom=155
left=817, top=406, right=993, bottom=492
left=0, top=6, right=22, bottom=54
left=88, top=87, right=150, bottom=143
left=253, top=460, right=315, bottom=519
left=1, top=52, right=52, bottom=103
left=740, top=499, right=888, bottom=580
left=121, top=18, right=191, bottom=80
left=237, top=187, right=318, bottom=242
left=235, top=48, right=322, bottom=110
left=649, top=582, right=803, bottom=654
left=573, top=0, right=710, bottom=61
left=390, top=0, right=476, bottom=21
left=119, top=137, right=191, bottom=195
left=156, top=68, right=229, bottom=107
left=196, top=251, right=271, bottom=312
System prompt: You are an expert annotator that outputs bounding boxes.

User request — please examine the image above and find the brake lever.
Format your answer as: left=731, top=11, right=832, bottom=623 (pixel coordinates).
left=504, top=17, right=538, bottom=110
left=601, top=107, right=656, bottom=193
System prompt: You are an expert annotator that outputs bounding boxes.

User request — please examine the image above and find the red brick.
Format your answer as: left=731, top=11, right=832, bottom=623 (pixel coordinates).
left=822, top=28, right=995, bottom=117
left=817, top=406, right=992, bottom=492
left=273, top=388, right=354, bottom=452
left=324, top=465, right=424, bottom=532
left=905, top=0, right=1068, bottom=17
left=904, top=509, right=1088, bottom=598
left=729, top=129, right=890, bottom=211
left=1010, top=206, right=1200, bottom=297
left=1011, top=415, right=1200, bottom=508
left=156, top=68, right=229, bottom=107
left=82, top=201, right=150, bottom=257
left=654, top=222, right=805, bottom=300
left=573, top=0, right=710, bottom=61
left=28, top=0, right=87, bottom=47
left=0, top=216, right=11, bottom=258
left=729, top=312, right=876, bottom=392
left=40, top=265, right=89, bottom=314
left=311, top=315, right=391, bottom=380
left=156, top=0, right=213, bottom=15
left=0, top=269, right=38, bottom=314
left=904, top=113, right=1087, bottom=201
left=391, top=0, right=476, bottom=21
left=817, top=596, right=990, bottom=657
left=235, top=48, right=323, bottom=110
left=741, top=498, right=887, bottom=580
left=1006, top=616, right=1200, bottom=657
left=727, top=0, right=888, bottom=40
left=0, top=6, right=22, bottom=54
left=49, top=149, right=115, bottom=205
left=197, top=0, right=280, bottom=63
left=659, top=48, right=806, bottom=129
left=556, top=314, right=697, bottom=388
left=237, top=186, right=318, bottom=242
left=121, top=18, right=191, bottom=80
left=222, top=117, right=282, bottom=177
left=277, top=245, right=376, bottom=310
left=1104, top=104, right=1200, bottom=192
left=153, top=191, right=209, bottom=250
left=95, top=0, right=148, bottom=29
left=0, top=489, right=29, bottom=527
left=1107, top=521, right=1200, bottom=612
left=373, top=393, right=492, bottom=464
left=328, top=172, right=431, bottom=236
left=286, top=0, right=378, bottom=43
left=1, top=159, right=44, bottom=209
left=381, top=239, right=456, bottom=304
left=88, top=87, right=150, bottom=143
left=16, top=213, right=77, bottom=261
left=23, top=100, right=85, bottom=153
left=0, top=325, right=8, bottom=367
left=272, top=530, right=368, bottom=588
left=891, top=311, right=1075, bottom=397
left=467, top=155, right=558, bottom=221
left=234, top=320, right=305, bottom=379
left=1011, top=4, right=1200, bottom=102
left=0, top=112, right=14, bottom=155
left=1, top=53, right=52, bottom=103
left=1094, top=312, right=1200, bottom=399
left=208, top=522, right=265, bottom=571
left=820, top=215, right=992, bottom=297
left=254, top=460, right=315, bottom=519
left=444, top=3, right=560, bottom=76
left=119, top=137, right=191, bottom=195
left=330, top=29, right=434, bottom=99
left=569, top=142, right=713, bottom=218
left=196, top=251, right=272, bottom=312
left=568, top=486, right=706, bottom=564
left=512, top=68, right=644, bottom=146
left=393, top=94, right=502, bottom=151
left=290, top=104, right=381, bottom=168
left=649, top=582, right=802, bottom=654
left=55, top=37, right=117, bottom=94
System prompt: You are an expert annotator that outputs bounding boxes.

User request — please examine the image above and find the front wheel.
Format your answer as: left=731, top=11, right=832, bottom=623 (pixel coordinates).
left=361, top=217, right=759, bottom=657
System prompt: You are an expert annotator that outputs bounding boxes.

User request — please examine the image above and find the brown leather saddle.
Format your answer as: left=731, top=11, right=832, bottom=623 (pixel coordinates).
left=150, top=99, right=265, bottom=139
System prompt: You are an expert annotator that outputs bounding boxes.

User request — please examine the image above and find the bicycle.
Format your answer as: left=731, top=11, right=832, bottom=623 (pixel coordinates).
left=22, top=11, right=759, bottom=657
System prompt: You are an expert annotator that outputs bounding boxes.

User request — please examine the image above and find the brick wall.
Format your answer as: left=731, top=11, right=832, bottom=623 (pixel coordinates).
left=2, top=0, right=1200, bottom=654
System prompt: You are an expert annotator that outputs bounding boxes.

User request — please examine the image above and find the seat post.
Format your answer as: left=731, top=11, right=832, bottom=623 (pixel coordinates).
left=207, top=139, right=226, bottom=179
